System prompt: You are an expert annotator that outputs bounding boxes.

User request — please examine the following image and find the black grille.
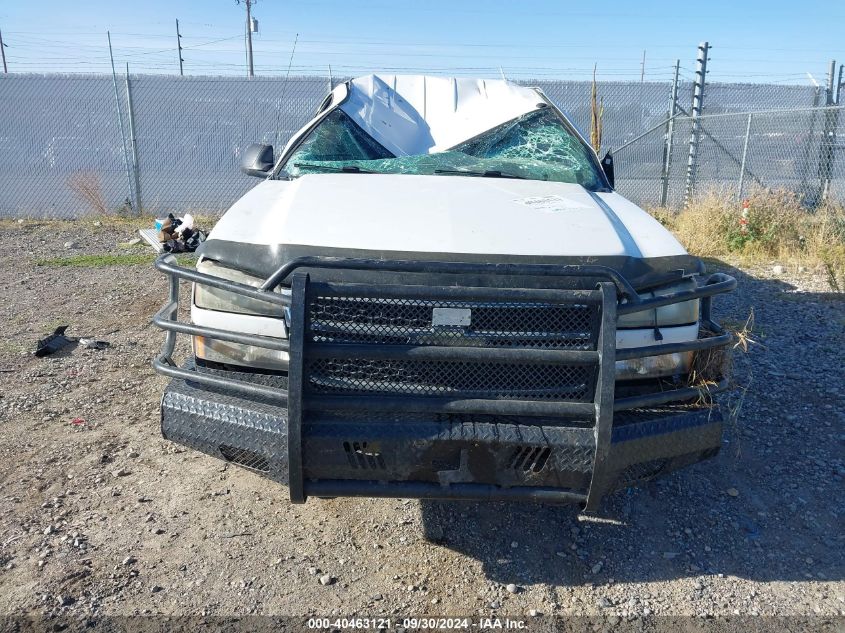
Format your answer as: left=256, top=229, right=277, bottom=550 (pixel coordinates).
left=308, top=296, right=597, bottom=349
left=343, top=441, right=386, bottom=470
left=508, top=446, right=553, bottom=472
left=301, top=287, right=604, bottom=413
left=306, top=358, right=595, bottom=400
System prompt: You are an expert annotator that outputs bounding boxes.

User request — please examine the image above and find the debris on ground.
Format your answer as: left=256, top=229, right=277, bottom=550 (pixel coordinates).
left=35, top=326, right=111, bottom=357
left=34, top=325, right=73, bottom=357
left=138, top=228, right=164, bottom=253
left=79, top=338, right=110, bottom=351
left=158, top=213, right=206, bottom=253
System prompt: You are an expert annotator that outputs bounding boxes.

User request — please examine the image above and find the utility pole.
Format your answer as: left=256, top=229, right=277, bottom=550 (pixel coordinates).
left=638, top=49, right=647, bottom=130
left=175, top=19, right=184, bottom=76
left=684, top=41, right=709, bottom=206
left=0, top=29, right=8, bottom=74
left=640, top=50, right=646, bottom=83
left=238, top=0, right=256, bottom=78
left=826, top=59, right=836, bottom=105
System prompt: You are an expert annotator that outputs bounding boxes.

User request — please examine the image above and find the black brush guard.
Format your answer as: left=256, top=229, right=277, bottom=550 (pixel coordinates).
left=153, top=254, right=735, bottom=511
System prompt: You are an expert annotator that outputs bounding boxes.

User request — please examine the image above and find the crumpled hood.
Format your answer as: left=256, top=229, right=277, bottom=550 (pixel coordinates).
left=206, top=175, right=688, bottom=268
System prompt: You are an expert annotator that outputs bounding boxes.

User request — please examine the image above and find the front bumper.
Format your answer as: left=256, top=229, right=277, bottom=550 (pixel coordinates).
left=153, top=254, right=735, bottom=510
left=162, top=364, right=721, bottom=505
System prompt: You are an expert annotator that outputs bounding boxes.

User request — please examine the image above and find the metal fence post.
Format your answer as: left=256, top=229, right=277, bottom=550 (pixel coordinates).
left=737, top=113, right=753, bottom=200
left=800, top=87, right=822, bottom=197
left=124, top=65, right=143, bottom=214
left=108, top=32, right=134, bottom=210
left=820, top=60, right=837, bottom=202
left=684, top=42, right=709, bottom=206
left=660, top=59, right=680, bottom=206
left=0, top=29, right=8, bottom=74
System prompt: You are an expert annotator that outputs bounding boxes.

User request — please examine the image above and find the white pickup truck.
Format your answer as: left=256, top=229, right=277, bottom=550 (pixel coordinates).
left=153, top=74, right=735, bottom=510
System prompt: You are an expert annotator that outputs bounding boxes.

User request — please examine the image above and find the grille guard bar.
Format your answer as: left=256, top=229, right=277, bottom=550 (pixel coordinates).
left=154, top=252, right=736, bottom=312
left=153, top=253, right=735, bottom=509
left=153, top=253, right=735, bottom=409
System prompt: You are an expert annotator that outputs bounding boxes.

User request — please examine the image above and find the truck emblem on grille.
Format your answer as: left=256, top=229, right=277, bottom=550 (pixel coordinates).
left=432, top=307, right=472, bottom=327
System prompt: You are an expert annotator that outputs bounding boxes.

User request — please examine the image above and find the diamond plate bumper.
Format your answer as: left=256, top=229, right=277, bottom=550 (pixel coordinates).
left=161, top=366, right=722, bottom=506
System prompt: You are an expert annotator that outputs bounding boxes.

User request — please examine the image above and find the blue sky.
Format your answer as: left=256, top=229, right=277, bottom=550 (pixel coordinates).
left=1, top=0, right=843, bottom=84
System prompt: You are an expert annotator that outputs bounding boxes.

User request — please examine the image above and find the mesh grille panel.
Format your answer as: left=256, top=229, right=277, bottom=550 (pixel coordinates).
left=306, top=358, right=595, bottom=400
left=308, top=296, right=597, bottom=349
left=618, top=458, right=668, bottom=486
left=218, top=444, right=270, bottom=472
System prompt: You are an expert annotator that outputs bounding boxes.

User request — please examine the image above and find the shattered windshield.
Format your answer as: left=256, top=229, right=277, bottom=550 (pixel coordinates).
left=283, top=108, right=605, bottom=190
left=284, top=108, right=394, bottom=164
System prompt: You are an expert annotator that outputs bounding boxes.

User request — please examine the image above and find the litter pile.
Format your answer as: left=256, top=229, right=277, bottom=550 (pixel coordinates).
left=156, top=213, right=206, bottom=253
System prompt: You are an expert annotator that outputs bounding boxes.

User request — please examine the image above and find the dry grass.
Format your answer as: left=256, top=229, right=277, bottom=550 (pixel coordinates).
left=650, top=188, right=845, bottom=290
left=689, top=334, right=734, bottom=407
left=66, top=172, right=110, bottom=216
left=589, top=64, right=603, bottom=154
left=685, top=305, right=759, bottom=406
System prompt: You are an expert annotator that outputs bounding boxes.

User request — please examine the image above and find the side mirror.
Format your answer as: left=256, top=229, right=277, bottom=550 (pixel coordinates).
left=240, top=143, right=275, bottom=178
left=601, top=151, right=614, bottom=189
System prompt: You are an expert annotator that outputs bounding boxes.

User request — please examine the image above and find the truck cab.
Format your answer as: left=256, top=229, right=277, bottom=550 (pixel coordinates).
left=153, top=74, right=735, bottom=511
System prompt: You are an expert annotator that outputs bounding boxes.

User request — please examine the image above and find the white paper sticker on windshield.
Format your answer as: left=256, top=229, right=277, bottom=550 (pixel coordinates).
left=513, top=195, right=580, bottom=212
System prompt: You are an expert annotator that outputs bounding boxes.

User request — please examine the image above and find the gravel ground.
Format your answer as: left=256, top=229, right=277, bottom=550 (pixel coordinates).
left=0, top=220, right=843, bottom=624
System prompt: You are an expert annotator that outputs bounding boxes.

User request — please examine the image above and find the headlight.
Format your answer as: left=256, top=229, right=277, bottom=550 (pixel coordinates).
left=618, top=279, right=699, bottom=328
left=193, top=335, right=289, bottom=371
left=192, top=259, right=289, bottom=371
left=194, top=259, right=288, bottom=317
left=615, top=352, right=693, bottom=381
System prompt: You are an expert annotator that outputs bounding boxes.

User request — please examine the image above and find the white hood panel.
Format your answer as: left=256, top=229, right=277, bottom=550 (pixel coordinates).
left=340, top=74, right=543, bottom=156
left=210, top=175, right=687, bottom=260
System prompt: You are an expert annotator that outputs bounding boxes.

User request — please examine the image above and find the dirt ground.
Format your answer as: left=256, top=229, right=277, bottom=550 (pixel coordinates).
left=0, top=220, right=843, bottom=624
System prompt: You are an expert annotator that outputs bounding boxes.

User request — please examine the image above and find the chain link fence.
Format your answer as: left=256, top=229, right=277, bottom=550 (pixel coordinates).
left=614, top=105, right=844, bottom=208
left=0, top=74, right=334, bottom=217
left=0, top=73, right=838, bottom=218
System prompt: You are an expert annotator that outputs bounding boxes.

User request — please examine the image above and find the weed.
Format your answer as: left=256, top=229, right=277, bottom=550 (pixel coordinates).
left=650, top=189, right=845, bottom=291
left=34, top=254, right=155, bottom=268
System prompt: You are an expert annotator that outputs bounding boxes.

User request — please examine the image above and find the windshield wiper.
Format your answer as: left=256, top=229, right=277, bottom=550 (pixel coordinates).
left=293, top=163, right=376, bottom=174
left=434, top=168, right=526, bottom=179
